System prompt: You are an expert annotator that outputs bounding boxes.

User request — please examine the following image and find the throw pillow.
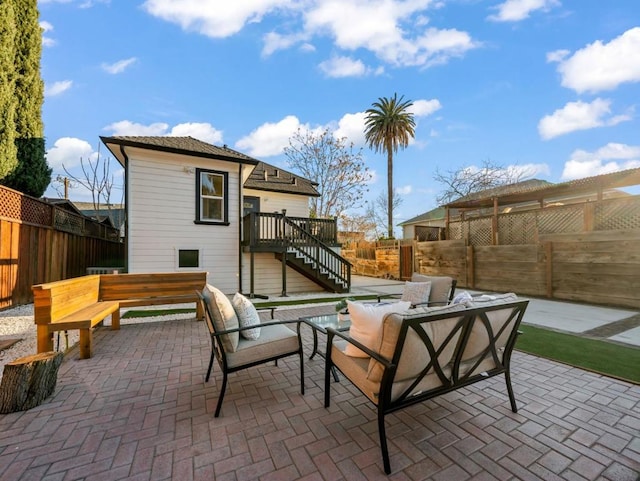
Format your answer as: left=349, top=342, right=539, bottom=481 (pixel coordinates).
left=412, top=274, right=454, bottom=305
left=202, top=284, right=239, bottom=352
left=232, top=292, right=261, bottom=340
left=400, top=281, right=431, bottom=305
left=344, top=300, right=411, bottom=358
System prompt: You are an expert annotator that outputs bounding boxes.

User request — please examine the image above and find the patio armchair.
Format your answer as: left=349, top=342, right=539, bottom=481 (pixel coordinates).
left=377, top=273, right=457, bottom=307
left=197, top=286, right=305, bottom=417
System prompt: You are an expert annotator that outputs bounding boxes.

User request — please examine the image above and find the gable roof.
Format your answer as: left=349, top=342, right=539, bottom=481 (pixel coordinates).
left=399, top=206, right=445, bottom=226
left=100, top=136, right=260, bottom=166
left=448, top=179, right=553, bottom=205
left=245, top=162, right=320, bottom=197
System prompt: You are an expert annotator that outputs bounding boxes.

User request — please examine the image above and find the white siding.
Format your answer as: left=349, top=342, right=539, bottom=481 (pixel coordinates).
left=240, top=252, right=324, bottom=296
left=244, top=189, right=310, bottom=217
left=126, top=148, right=243, bottom=294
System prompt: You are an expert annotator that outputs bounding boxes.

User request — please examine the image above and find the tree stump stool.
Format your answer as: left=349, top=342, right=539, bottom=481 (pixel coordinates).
left=0, top=351, right=64, bottom=414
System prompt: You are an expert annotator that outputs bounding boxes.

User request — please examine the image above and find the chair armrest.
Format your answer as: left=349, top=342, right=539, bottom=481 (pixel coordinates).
left=256, top=306, right=276, bottom=319
left=326, top=327, right=394, bottom=367
left=376, top=293, right=402, bottom=303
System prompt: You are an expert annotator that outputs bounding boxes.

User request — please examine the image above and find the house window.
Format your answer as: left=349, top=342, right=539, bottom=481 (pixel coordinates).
left=178, top=249, right=200, bottom=268
left=196, top=169, right=229, bottom=224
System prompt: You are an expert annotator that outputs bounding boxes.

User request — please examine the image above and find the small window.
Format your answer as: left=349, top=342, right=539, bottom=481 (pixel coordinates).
left=196, top=168, right=229, bottom=224
left=178, top=249, right=199, bottom=268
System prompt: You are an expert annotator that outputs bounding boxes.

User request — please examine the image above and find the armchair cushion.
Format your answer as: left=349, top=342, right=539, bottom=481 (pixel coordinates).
left=232, top=292, right=261, bottom=340
left=226, top=324, right=298, bottom=369
left=345, top=300, right=411, bottom=358
left=202, top=284, right=239, bottom=352
left=400, top=281, right=431, bottom=305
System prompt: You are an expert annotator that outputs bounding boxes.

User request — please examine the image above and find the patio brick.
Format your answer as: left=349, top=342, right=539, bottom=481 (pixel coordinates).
left=0, top=305, right=638, bottom=480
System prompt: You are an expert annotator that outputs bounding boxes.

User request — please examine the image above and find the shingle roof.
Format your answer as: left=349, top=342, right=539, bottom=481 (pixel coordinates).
left=100, top=136, right=259, bottom=165
left=399, top=207, right=445, bottom=226
left=450, top=179, right=553, bottom=204
left=245, top=162, right=320, bottom=197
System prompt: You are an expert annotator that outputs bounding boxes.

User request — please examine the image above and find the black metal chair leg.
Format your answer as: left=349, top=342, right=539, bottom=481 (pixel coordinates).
left=214, top=372, right=228, bottom=418
left=505, top=370, right=518, bottom=413
left=205, top=352, right=214, bottom=382
left=378, top=411, right=391, bottom=474
left=299, top=351, right=305, bottom=395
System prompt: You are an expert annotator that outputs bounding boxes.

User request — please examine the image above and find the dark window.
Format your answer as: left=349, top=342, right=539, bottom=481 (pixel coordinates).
left=178, top=249, right=199, bottom=268
left=196, top=168, right=229, bottom=224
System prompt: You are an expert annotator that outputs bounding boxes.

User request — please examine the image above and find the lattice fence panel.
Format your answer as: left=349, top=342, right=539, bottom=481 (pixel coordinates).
left=0, top=186, right=52, bottom=225
left=447, top=221, right=463, bottom=240
left=498, top=211, right=537, bottom=244
left=468, top=217, right=492, bottom=245
left=54, top=208, right=84, bottom=235
left=537, top=205, right=583, bottom=234
left=595, top=196, right=640, bottom=231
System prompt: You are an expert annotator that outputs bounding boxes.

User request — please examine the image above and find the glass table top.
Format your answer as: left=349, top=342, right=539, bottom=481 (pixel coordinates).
left=300, top=313, right=351, bottom=333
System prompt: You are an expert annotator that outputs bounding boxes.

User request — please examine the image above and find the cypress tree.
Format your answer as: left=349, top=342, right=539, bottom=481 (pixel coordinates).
left=1, top=0, right=51, bottom=197
left=0, top=0, right=17, bottom=180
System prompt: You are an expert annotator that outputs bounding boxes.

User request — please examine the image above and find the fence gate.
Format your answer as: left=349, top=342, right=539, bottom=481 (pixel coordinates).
left=399, top=244, right=413, bottom=280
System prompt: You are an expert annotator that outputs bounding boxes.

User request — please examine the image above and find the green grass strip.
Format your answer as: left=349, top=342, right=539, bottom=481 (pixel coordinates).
left=122, top=308, right=195, bottom=319
left=516, top=324, right=640, bottom=384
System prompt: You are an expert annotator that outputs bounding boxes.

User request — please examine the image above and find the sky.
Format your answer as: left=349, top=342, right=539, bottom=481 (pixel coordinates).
left=38, top=0, right=640, bottom=230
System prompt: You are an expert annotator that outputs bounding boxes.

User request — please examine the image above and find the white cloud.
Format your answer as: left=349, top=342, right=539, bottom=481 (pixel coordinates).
left=546, top=49, right=569, bottom=63
left=45, top=80, right=73, bottom=97
left=553, top=27, right=640, bottom=93
left=104, top=120, right=169, bottom=136
left=487, top=0, right=560, bottom=22
left=46, top=137, right=95, bottom=170
left=318, top=55, right=369, bottom=77
left=168, top=123, right=224, bottom=144
left=409, top=99, right=442, bottom=117
left=40, top=21, right=56, bottom=47
left=142, top=0, right=291, bottom=39
left=334, top=112, right=367, bottom=145
left=396, top=185, right=412, bottom=195
left=102, top=120, right=223, bottom=144
left=142, top=0, right=477, bottom=70
left=235, top=115, right=305, bottom=157
left=538, top=98, right=632, bottom=140
left=561, top=143, right=640, bottom=180
left=101, top=57, right=137, bottom=74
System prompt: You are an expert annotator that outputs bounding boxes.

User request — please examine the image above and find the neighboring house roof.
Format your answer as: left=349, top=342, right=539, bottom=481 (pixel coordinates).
left=245, top=161, right=320, bottom=197
left=100, top=136, right=260, bottom=166
left=449, top=179, right=554, bottom=205
left=446, top=168, right=640, bottom=209
left=400, top=207, right=446, bottom=226
left=73, top=202, right=125, bottom=230
left=42, top=197, right=86, bottom=216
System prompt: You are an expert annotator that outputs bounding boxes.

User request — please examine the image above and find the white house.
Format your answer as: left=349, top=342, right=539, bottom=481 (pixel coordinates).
left=101, top=136, right=350, bottom=296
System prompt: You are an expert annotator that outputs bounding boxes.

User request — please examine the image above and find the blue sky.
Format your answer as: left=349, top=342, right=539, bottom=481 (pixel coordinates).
left=39, top=0, right=640, bottom=227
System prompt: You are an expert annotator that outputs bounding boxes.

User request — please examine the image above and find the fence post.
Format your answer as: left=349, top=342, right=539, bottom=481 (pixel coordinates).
left=545, top=241, right=553, bottom=298
left=466, top=245, right=475, bottom=289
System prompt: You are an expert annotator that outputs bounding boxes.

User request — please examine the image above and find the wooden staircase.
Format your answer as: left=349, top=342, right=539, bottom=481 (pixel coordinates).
left=243, top=212, right=351, bottom=293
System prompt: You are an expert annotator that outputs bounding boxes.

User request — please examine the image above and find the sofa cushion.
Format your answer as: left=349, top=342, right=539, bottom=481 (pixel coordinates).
left=344, top=300, right=411, bottom=358
left=202, top=284, right=239, bottom=352
left=367, top=303, right=467, bottom=383
left=232, top=292, right=261, bottom=340
left=400, top=281, right=431, bottom=305
left=460, top=293, right=520, bottom=376
left=225, top=324, right=298, bottom=369
left=411, top=274, right=454, bottom=305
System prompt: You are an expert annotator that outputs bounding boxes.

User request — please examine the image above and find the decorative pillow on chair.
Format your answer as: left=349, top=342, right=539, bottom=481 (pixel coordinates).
left=344, top=300, right=411, bottom=358
left=232, top=292, right=261, bottom=340
left=202, top=284, right=239, bottom=352
left=401, top=281, right=431, bottom=305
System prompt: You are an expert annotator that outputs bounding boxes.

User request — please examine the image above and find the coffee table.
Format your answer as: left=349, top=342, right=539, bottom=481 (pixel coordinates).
left=300, top=313, right=351, bottom=381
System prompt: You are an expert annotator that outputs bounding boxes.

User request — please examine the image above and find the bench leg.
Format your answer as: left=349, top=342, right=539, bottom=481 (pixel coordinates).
left=196, top=301, right=204, bottom=321
left=37, top=325, right=53, bottom=353
left=79, top=329, right=93, bottom=359
left=111, top=309, right=120, bottom=330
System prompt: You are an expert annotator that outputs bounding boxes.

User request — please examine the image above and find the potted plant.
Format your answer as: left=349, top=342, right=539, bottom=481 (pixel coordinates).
left=335, top=298, right=355, bottom=320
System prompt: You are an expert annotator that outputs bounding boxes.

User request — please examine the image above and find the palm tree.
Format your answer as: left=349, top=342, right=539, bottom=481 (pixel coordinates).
left=364, top=93, right=416, bottom=239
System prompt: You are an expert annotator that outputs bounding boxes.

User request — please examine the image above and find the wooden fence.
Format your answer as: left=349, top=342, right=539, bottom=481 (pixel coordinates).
left=0, top=186, right=124, bottom=309
left=343, top=195, right=640, bottom=309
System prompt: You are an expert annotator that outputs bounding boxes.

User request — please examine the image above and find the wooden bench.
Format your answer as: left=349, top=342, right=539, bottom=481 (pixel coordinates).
left=324, top=294, right=529, bottom=474
left=33, top=271, right=208, bottom=359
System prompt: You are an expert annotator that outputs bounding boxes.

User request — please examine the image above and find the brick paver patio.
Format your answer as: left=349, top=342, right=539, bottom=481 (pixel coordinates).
left=1, top=306, right=638, bottom=480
